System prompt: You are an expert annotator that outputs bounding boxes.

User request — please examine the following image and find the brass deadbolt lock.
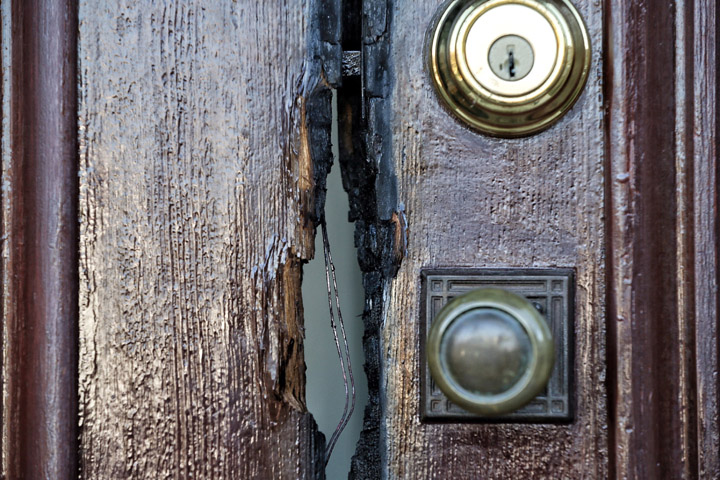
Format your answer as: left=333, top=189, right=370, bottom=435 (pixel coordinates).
left=426, top=288, right=554, bottom=416
left=427, top=0, right=591, bottom=137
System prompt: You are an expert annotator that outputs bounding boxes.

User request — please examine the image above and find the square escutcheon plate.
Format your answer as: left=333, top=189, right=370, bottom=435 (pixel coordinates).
left=420, top=268, right=575, bottom=423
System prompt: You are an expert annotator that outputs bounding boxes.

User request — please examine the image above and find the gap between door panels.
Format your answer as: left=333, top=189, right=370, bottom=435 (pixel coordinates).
left=303, top=89, right=368, bottom=480
left=304, top=0, right=406, bottom=478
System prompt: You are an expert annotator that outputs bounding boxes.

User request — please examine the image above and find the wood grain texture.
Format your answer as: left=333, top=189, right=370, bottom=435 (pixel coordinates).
left=347, top=0, right=607, bottom=477
left=1, top=0, right=79, bottom=478
left=77, top=1, right=338, bottom=477
left=691, top=3, right=720, bottom=476
left=607, top=0, right=720, bottom=478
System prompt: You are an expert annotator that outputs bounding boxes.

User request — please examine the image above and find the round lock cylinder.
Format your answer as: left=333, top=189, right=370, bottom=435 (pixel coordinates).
left=427, top=288, right=554, bottom=415
left=427, top=0, right=591, bottom=137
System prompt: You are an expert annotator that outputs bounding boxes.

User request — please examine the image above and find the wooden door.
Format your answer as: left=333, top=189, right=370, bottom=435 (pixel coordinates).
left=1, top=0, right=718, bottom=479
left=1, top=0, right=339, bottom=478
left=340, top=0, right=720, bottom=478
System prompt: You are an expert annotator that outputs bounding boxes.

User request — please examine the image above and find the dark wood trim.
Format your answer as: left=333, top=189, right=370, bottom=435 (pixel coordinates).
left=2, top=0, right=79, bottom=478
left=606, top=0, right=719, bottom=477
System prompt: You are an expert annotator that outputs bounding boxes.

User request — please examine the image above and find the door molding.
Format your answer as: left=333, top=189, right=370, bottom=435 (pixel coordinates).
left=606, top=0, right=719, bottom=477
left=1, top=0, right=80, bottom=478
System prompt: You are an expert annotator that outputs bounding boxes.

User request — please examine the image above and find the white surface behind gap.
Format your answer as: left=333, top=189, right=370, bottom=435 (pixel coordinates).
left=304, top=92, right=368, bottom=479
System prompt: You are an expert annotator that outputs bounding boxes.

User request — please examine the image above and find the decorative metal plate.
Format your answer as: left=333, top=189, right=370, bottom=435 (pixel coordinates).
left=420, top=268, right=574, bottom=422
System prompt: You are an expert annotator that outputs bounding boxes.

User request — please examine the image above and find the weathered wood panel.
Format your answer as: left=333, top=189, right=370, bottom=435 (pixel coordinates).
left=691, top=4, right=720, bottom=476
left=2, top=0, right=79, bottom=478
left=347, top=0, right=606, bottom=477
left=77, top=1, right=337, bottom=477
left=607, top=0, right=720, bottom=478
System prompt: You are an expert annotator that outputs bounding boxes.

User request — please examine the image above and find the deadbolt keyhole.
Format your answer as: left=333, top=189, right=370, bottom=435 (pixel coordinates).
left=507, top=48, right=516, bottom=78
left=488, top=35, right=534, bottom=81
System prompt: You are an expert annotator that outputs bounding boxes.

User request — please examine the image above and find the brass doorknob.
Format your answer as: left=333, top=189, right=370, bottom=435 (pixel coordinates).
left=427, top=288, right=554, bottom=415
left=427, top=0, right=591, bottom=137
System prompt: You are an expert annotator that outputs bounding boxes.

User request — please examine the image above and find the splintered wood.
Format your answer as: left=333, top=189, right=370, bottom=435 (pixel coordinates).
left=77, top=2, right=330, bottom=477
